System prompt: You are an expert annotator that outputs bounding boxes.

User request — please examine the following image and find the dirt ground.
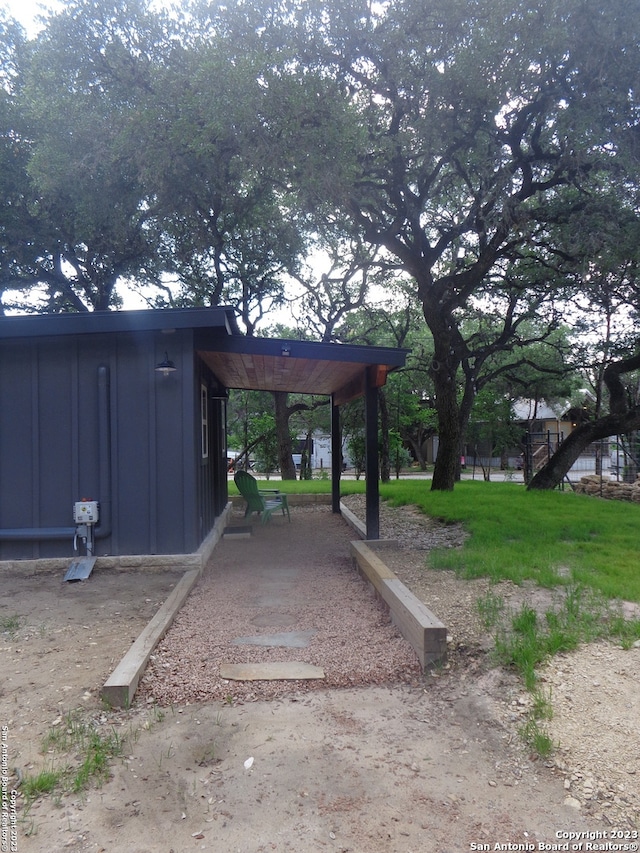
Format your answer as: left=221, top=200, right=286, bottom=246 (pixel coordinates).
left=1, top=504, right=639, bottom=853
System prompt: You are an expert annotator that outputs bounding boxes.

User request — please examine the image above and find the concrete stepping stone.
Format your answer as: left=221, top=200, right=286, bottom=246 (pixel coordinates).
left=232, top=629, right=316, bottom=648
left=223, top=525, right=252, bottom=539
left=219, top=662, right=325, bottom=681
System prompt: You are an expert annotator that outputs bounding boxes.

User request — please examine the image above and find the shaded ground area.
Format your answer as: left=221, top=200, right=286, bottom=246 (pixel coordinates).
left=1, top=502, right=636, bottom=852
left=17, top=683, right=606, bottom=853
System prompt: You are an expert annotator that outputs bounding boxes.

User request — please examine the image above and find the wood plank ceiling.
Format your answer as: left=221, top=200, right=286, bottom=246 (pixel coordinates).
left=198, top=350, right=391, bottom=404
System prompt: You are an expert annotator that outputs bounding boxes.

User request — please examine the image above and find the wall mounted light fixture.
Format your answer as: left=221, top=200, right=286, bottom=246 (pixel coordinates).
left=155, top=352, right=177, bottom=376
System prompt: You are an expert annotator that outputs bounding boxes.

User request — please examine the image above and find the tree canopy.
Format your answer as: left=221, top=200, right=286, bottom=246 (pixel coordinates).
left=257, top=0, right=640, bottom=488
left=1, top=0, right=639, bottom=489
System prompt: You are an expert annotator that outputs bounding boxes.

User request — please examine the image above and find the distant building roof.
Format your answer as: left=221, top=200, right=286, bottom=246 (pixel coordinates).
left=512, top=399, right=570, bottom=422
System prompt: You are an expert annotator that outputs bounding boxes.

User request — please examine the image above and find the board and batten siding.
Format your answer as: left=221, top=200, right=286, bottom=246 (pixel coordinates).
left=0, top=328, right=222, bottom=559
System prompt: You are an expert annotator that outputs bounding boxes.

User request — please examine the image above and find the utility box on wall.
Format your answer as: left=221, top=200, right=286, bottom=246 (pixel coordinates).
left=73, top=501, right=99, bottom=524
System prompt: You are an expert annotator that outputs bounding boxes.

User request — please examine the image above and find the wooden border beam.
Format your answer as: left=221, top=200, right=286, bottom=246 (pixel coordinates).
left=350, top=540, right=447, bottom=669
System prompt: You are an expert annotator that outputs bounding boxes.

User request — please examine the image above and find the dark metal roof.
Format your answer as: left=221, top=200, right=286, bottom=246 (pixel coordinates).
left=0, top=307, right=408, bottom=402
left=0, top=306, right=239, bottom=338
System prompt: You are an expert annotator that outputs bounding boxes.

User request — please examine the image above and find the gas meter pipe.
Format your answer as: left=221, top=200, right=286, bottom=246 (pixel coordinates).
left=93, top=363, right=112, bottom=541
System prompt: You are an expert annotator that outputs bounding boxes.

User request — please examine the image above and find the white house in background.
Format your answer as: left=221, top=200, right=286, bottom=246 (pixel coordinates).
left=310, top=434, right=332, bottom=469
left=295, top=432, right=354, bottom=471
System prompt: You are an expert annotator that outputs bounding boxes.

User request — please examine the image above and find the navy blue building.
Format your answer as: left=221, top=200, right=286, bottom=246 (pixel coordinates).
left=0, top=308, right=406, bottom=564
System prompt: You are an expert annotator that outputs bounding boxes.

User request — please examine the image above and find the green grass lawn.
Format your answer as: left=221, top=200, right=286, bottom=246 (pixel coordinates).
left=379, top=480, right=640, bottom=603
left=228, top=477, right=367, bottom=495
left=231, top=477, right=640, bottom=603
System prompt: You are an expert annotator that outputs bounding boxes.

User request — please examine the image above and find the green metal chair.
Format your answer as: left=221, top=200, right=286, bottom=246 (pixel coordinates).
left=234, top=470, right=291, bottom=524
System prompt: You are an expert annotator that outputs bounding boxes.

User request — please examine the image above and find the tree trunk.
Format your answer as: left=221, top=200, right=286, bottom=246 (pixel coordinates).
left=430, top=366, right=461, bottom=491
left=422, top=287, right=466, bottom=491
left=528, top=411, right=640, bottom=489
left=273, top=391, right=297, bottom=480
left=408, top=435, right=427, bottom=470
left=301, top=430, right=313, bottom=480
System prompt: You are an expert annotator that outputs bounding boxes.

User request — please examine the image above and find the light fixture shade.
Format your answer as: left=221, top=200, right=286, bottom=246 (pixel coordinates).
left=155, top=352, right=177, bottom=376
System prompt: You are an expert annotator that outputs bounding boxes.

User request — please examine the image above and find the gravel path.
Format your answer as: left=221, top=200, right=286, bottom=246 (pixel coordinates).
left=139, top=504, right=422, bottom=705
left=7, top=494, right=639, bottom=849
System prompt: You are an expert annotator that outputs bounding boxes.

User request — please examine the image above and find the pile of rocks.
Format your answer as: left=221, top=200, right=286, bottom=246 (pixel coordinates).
left=574, top=474, right=640, bottom=502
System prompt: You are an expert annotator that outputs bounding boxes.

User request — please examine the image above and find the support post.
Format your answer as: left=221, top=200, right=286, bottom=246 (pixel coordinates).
left=365, top=371, right=380, bottom=539
left=331, top=396, right=341, bottom=513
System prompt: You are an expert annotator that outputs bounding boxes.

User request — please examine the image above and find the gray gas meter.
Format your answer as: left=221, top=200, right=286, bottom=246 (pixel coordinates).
left=73, top=499, right=99, bottom=560
left=66, top=500, right=100, bottom=581
left=73, top=500, right=99, bottom=524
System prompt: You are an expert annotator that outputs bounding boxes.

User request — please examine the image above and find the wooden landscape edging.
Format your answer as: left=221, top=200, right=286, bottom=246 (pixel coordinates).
left=101, top=502, right=233, bottom=707
left=101, top=569, right=200, bottom=707
left=339, top=501, right=367, bottom=538
left=350, top=539, right=447, bottom=670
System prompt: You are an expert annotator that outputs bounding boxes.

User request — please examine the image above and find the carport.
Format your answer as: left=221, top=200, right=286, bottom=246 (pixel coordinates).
left=197, top=329, right=409, bottom=539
